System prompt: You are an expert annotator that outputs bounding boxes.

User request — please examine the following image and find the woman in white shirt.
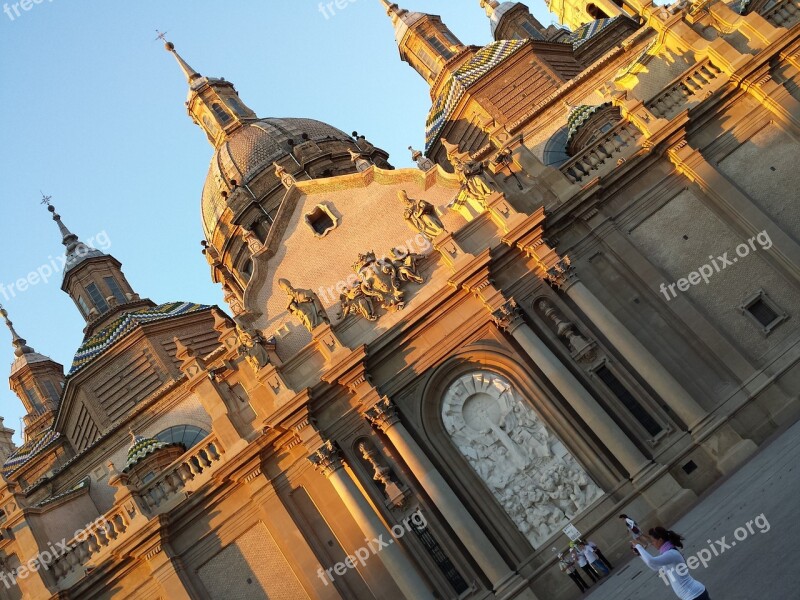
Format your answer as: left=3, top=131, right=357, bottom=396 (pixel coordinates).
left=633, top=527, right=710, bottom=600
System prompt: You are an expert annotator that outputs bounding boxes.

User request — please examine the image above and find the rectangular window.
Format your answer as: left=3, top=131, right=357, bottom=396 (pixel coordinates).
left=521, top=21, right=543, bottom=39
left=426, top=35, right=453, bottom=59
left=43, top=380, right=61, bottom=403
left=595, top=365, right=663, bottom=437
left=104, top=276, right=127, bottom=304
left=405, top=512, right=469, bottom=594
left=77, top=296, right=90, bottom=317
left=24, top=388, right=43, bottom=412
left=740, top=289, right=787, bottom=335
left=85, top=283, right=109, bottom=314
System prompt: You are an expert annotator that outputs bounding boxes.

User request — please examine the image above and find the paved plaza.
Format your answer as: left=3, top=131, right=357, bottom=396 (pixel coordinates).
left=582, top=419, right=800, bottom=600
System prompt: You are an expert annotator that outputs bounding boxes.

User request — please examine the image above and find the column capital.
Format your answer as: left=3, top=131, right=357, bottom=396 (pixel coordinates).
left=491, top=298, right=525, bottom=333
left=544, top=256, right=579, bottom=291
left=365, top=397, right=401, bottom=432
left=308, top=440, right=344, bottom=477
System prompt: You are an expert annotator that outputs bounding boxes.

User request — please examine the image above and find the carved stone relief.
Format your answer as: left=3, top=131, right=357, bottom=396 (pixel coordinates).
left=441, top=371, right=603, bottom=548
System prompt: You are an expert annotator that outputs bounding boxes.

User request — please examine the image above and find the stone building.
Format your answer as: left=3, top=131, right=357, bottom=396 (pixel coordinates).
left=1, top=0, right=798, bottom=598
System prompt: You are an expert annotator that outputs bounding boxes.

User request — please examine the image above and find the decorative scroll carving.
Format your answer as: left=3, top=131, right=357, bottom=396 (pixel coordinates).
left=544, top=257, right=577, bottom=290
left=365, top=397, right=401, bottom=432
left=338, top=284, right=378, bottom=322
left=491, top=299, right=523, bottom=331
left=442, top=371, right=603, bottom=548
left=354, top=251, right=406, bottom=310
left=278, top=279, right=330, bottom=332
left=308, top=440, right=343, bottom=477
left=399, top=190, right=446, bottom=240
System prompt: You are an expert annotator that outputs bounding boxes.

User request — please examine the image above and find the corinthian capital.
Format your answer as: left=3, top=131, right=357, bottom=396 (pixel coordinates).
left=308, top=440, right=344, bottom=477
left=491, top=298, right=523, bottom=332
left=544, top=257, right=577, bottom=290
left=365, top=397, right=401, bottom=432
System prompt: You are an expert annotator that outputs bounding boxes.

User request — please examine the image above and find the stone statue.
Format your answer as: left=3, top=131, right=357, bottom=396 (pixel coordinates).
left=278, top=278, right=330, bottom=332
left=236, top=325, right=271, bottom=372
left=337, top=283, right=378, bottom=322
left=390, top=247, right=424, bottom=284
left=399, top=190, right=446, bottom=239
left=442, top=139, right=494, bottom=208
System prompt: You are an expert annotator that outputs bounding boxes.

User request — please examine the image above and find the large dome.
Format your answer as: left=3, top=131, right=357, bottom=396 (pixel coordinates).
left=201, top=118, right=355, bottom=238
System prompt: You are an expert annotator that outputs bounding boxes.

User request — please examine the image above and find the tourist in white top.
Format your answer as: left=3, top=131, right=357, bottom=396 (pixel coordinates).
left=633, top=527, right=710, bottom=600
left=571, top=545, right=599, bottom=583
left=578, top=541, right=609, bottom=576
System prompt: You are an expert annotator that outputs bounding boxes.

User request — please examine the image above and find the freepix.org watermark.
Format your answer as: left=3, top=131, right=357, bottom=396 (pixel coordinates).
left=317, top=510, right=427, bottom=586
left=658, top=513, right=770, bottom=587
left=0, top=515, right=112, bottom=589
left=318, top=0, right=359, bottom=20
left=3, top=0, right=55, bottom=22
left=659, top=230, right=772, bottom=301
left=0, top=231, right=111, bottom=301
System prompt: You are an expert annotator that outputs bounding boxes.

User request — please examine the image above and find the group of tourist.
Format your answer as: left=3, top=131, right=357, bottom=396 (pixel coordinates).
left=556, top=539, right=612, bottom=593
left=557, top=514, right=711, bottom=599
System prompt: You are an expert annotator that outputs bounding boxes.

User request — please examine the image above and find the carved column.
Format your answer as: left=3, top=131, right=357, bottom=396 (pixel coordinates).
left=544, top=260, right=708, bottom=430
left=308, top=441, right=432, bottom=600
left=365, top=399, right=538, bottom=600
left=490, top=300, right=652, bottom=477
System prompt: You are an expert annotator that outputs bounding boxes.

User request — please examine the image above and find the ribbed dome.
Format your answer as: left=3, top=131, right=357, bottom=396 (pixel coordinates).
left=566, top=103, right=611, bottom=141
left=201, top=118, right=354, bottom=239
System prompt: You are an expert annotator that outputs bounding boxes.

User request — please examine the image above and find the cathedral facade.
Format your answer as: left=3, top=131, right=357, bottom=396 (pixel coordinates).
left=1, top=0, right=799, bottom=598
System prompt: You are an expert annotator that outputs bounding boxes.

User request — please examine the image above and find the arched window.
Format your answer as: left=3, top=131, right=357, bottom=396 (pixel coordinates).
left=155, top=425, right=209, bottom=451
left=211, top=103, right=231, bottom=124
left=543, top=126, right=570, bottom=168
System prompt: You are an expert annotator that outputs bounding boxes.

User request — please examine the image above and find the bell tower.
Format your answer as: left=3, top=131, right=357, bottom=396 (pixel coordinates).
left=1, top=305, right=64, bottom=441
left=379, top=0, right=471, bottom=87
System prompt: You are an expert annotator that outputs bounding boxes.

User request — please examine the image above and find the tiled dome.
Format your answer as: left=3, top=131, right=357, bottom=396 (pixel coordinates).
left=201, top=118, right=354, bottom=239
left=566, top=102, right=611, bottom=141
left=124, top=433, right=172, bottom=471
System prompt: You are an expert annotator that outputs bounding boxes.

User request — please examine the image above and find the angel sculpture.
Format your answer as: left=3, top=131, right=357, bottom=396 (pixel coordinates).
left=338, top=283, right=378, bottom=322
left=390, top=247, right=424, bottom=285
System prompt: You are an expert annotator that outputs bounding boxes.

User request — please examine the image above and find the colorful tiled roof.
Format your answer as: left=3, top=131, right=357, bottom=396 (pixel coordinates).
left=567, top=102, right=611, bottom=141
left=566, top=16, right=619, bottom=48
left=69, top=301, right=211, bottom=376
left=124, top=434, right=172, bottom=471
left=425, top=39, right=527, bottom=152
left=2, top=429, right=61, bottom=478
left=35, top=478, right=90, bottom=508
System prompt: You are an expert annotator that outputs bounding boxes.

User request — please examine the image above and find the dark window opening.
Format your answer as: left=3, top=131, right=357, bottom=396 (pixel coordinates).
left=155, top=425, right=209, bottom=452
left=85, top=283, right=109, bottom=314
left=104, top=276, right=127, bottom=305
left=595, top=366, right=663, bottom=437
left=747, top=299, right=779, bottom=327
left=405, top=512, right=469, bottom=594
left=211, top=103, right=231, bottom=124
left=43, top=380, right=61, bottom=403
left=426, top=35, right=454, bottom=59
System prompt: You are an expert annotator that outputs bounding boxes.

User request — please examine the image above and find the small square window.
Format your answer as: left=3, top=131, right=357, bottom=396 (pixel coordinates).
left=304, top=204, right=339, bottom=237
left=740, top=289, right=787, bottom=335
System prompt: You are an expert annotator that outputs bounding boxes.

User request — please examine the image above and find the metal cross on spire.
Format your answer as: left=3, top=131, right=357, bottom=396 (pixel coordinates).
left=40, top=192, right=52, bottom=207
left=155, top=29, right=169, bottom=43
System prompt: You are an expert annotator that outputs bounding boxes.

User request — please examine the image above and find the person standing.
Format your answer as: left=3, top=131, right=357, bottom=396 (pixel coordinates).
left=579, top=541, right=609, bottom=577
left=572, top=544, right=599, bottom=584
left=587, top=539, right=613, bottom=570
left=633, top=527, right=710, bottom=600
left=558, top=552, right=589, bottom=593
left=620, top=513, right=645, bottom=545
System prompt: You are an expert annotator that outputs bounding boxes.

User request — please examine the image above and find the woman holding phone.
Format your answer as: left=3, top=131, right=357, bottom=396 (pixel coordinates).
left=632, top=527, right=710, bottom=600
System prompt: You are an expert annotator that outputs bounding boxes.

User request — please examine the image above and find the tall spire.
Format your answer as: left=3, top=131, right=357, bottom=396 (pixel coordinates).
left=0, top=305, right=34, bottom=358
left=160, top=35, right=257, bottom=147
left=163, top=38, right=202, bottom=85
left=42, top=197, right=105, bottom=271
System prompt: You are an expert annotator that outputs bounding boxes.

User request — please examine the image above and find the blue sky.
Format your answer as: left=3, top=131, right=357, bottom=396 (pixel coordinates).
left=0, top=0, right=557, bottom=442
